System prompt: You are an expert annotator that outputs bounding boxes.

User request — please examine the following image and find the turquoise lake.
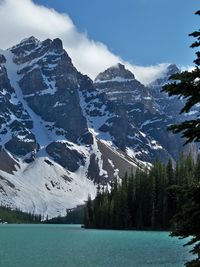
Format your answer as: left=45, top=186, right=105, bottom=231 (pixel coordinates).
left=0, top=224, right=193, bottom=267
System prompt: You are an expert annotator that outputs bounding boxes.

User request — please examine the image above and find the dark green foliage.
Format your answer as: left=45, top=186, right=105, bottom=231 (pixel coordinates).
left=162, top=11, right=200, bottom=145
left=45, top=206, right=84, bottom=224
left=84, top=154, right=197, bottom=230
left=0, top=206, right=41, bottom=224
left=171, top=184, right=200, bottom=267
left=162, top=11, right=200, bottom=266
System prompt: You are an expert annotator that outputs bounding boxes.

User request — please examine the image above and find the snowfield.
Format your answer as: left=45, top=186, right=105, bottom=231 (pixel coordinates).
left=0, top=155, right=96, bottom=218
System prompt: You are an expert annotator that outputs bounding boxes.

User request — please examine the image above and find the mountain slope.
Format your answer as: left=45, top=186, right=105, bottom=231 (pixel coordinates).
left=0, top=37, right=141, bottom=217
left=93, top=64, right=192, bottom=163
left=0, top=37, right=197, bottom=217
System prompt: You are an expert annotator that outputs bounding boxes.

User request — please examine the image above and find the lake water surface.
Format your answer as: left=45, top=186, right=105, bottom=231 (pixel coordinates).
left=0, top=224, right=192, bottom=267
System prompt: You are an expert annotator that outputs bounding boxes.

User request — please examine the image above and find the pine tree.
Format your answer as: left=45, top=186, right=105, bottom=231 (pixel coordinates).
left=171, top=184, right=200, bottom=267
left=127, top=173, right=136, bottom=226
left=195, top=154, right=200, bottom=182
left=84, top=194, right=93, bottom=228
left=163, top=10, right=200, bottom=144
left=165, top=159, right=177, bottom=227
left=150, top=161, right=166, bottom=229
left=163, top=10, right=200, bottom=266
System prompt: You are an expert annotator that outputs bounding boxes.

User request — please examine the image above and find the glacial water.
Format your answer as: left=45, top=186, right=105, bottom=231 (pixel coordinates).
left=0, top=224, right=193, bottom=267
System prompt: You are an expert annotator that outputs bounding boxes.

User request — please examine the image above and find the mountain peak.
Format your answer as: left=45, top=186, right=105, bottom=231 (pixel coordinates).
left=95, top=63, right=135, bottom=82
left=50, top=38, right=63, bottom=52
left=112, top=63, right=126, bottom=70
left=149, top=64, right=180, bottom=87
left=165, top=64, right=180, bottom=76
left=20, top=36, right=39, bottom=45
left=10, top=36, right=40, bottom=54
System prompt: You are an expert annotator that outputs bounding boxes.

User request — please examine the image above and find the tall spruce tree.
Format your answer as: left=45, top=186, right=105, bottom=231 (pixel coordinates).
left=163, top=10, right=200, bottom=144
left=163, top=10, right=200, bottom=267
left=171, top=184, right=200, bottom=267
left=165, top=159, right=177, bottom=227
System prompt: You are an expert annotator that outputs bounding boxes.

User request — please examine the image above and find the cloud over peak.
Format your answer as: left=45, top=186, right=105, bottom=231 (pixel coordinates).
left=0, top=0, right=169, bottom=84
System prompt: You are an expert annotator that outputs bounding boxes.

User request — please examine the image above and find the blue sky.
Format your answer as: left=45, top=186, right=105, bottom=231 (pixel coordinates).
left=0, top=0, right=198, bottom=84
left=33, top=0, right=199, bottom=67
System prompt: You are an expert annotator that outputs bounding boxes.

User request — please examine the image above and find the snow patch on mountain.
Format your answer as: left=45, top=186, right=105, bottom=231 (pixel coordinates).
left=95, top=77, right=135, bottom=83
left=1, top=49, right=52, bottom=149
left=0, top=155, right=96, bottom=218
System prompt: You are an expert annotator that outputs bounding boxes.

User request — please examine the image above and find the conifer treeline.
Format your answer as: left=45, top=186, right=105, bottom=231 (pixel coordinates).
left=0, top=205, right=42, bottom=223
left=84, top=154, right=200, bottom=230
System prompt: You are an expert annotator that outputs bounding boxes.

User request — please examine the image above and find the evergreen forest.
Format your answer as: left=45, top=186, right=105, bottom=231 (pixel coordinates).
left=0, top=206, right=42, bottom=224
left=84, top=154, right=200, bottom=230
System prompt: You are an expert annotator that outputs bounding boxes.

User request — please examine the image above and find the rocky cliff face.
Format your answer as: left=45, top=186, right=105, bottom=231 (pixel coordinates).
left=0, top=37, right=197, bottom=217
left=93, top=64, right=189, bottom=163
left=148, top=64, right=183, bottom=118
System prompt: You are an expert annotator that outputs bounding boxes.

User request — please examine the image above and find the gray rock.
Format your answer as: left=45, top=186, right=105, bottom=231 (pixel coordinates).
left=46, top=142, right=85, bottom=172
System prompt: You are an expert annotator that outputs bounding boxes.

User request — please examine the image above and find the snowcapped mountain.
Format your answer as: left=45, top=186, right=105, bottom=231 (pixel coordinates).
left=0, top=37, right=196, bottom=217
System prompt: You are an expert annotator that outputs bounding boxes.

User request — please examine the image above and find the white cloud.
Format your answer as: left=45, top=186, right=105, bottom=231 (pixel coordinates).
left=0, top=0, right=169, bottom=84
